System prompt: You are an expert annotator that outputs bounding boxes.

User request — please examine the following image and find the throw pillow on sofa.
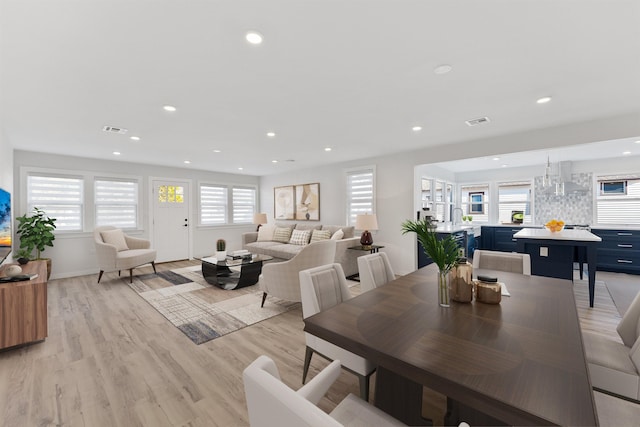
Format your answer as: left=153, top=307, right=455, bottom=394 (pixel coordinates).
left=273, top=227, right=293, bottom=243
left=257, top=224, right=275, bottom=241
left=289, top=229, right=312, bottom=245
left=310, top=229, right=332, bottom=243
left=330, top=229, right=344, bottom=240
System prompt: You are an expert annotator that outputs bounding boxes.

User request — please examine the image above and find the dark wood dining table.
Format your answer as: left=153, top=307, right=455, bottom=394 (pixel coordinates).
left=303, top=265, right=598, bottom=426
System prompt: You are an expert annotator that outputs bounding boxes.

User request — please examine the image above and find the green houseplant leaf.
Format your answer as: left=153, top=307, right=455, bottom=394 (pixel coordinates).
left=16, top=207, right=57, bottom=260
left=401, top=218, right=459, bottom=273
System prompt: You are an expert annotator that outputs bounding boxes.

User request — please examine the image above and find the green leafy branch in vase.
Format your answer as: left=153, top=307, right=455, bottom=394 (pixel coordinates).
left=401, top=218, right=459, bottom=273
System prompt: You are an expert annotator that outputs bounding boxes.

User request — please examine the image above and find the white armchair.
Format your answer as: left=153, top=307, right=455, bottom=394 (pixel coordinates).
left=93, top=226, right=157, bottom=283
left=357, top=252, right=395, bottom=292
left=300, top=263, right=376, bottom=401
left=259, top=240, right=336, bottom=307
left=243, top=355, right=407, bottom=427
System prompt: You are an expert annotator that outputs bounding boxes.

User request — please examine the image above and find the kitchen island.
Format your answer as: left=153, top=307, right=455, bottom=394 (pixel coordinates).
left=514, top=228, right=602, bottom=307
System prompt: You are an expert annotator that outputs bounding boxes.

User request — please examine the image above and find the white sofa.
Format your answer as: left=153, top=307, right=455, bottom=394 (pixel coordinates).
left=242, top=223, right=361, bottom=277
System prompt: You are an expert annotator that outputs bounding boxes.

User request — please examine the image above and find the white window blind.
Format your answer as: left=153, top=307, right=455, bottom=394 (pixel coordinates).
left=596, top=175, right=640, bottom=225
left=498, top=181, right=532, bottom=224
left=95, top=179, right=138, bottom=229
left=200, top=185, right=228, bottom=225
left=232, top=187, right=256, bottom=224
left=346, top=168, right=375, bottom=226
left=27, top=174, right=83, bottom=231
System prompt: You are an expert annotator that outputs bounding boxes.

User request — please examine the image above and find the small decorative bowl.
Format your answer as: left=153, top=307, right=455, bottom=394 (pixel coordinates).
left=545, top=225, right=565, bottom=233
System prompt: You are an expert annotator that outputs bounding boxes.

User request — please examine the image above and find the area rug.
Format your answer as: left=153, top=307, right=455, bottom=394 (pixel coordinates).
left=127, top=265, right=299, bottom=345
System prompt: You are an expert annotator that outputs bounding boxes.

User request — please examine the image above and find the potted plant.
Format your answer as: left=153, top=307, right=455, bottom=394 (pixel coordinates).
left=216, top=238, right=227, bottom=261
left=16, top=207, right=57, bottom=278
left=13, top=248, right=32, bottom=265
left=401, top=218, right=460, bottom=307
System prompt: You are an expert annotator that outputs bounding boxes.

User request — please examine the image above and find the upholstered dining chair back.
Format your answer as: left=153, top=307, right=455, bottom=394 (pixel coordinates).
left=357, top=252, right=395, bottom=292
left=243, top=355, right=407, bottom=427
left=472, top=249, right=531, bottom=275
left=583, top=290, right=640, bottom=401
left=299, top=263, right=376, bottom=401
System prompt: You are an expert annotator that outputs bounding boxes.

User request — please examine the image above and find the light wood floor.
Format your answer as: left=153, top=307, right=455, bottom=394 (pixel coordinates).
left=0, top=261, right=634, bottom=426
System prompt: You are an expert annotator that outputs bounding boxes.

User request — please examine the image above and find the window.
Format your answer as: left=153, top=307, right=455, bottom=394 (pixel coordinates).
left=199, top=184, right=257, bottom=225
left=27, top=174, right=83, bottom=231
left=346, top=167, right=375, bottom=226
left=460, top=184, right=489, bottom=222
left=469, top=193, right=484, bottom=214
left=232, top=187, right=256, bottom=224
left=498, top=181, right=532, bottom=224
left=596, top=175, right=640, bottom=225
left=95, top=179, right=138, bottom=229
left=200, top=185, right=228, bottom=225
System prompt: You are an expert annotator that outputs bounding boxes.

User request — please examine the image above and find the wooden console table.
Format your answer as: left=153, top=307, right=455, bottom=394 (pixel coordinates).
left=0, top=260, right=48, bottom=350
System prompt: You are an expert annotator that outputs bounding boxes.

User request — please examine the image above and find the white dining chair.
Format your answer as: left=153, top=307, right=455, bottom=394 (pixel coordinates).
left=299, top=263, right=376, bottom=401
left=357, top=252, right=395, bottom=292
left=472, top=249, right=531, bottom=275
left=243, top=355, right=407, bottom=427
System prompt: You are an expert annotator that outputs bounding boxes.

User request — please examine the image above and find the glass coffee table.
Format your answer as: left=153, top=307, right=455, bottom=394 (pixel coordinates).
left=201, top=254, right=273, bottom=290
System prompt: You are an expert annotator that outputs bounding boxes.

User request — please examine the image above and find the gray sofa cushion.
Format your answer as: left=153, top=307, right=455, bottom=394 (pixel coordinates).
left=322, top=225, right=355, bottom=238
left=294, top=223, right=322, bottom=231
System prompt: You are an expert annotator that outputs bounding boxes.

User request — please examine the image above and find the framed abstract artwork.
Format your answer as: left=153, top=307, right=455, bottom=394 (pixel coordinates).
left=295, top=183, right=320, bottom=221
left=274, top=186, right=295, bottom=220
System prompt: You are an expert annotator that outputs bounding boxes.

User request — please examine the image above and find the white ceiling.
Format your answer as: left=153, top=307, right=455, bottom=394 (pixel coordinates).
left=1, top=0, right=639, bottom=176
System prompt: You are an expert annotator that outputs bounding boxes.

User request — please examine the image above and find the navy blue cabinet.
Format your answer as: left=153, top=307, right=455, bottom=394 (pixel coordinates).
left=417, top=231, right=466, bottom=268
left=591, top=229, right=640, bottom=274
left=480, top=226, right=524, bottom=252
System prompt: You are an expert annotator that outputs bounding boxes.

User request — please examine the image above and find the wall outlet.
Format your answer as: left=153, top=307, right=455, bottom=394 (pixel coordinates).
left=540, top=247, right=548, bottom=257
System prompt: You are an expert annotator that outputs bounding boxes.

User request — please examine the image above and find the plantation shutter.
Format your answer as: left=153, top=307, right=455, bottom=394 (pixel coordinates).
left=346, top=168, right=375, bottom=226
left=232, top=187, right=256, bottom=224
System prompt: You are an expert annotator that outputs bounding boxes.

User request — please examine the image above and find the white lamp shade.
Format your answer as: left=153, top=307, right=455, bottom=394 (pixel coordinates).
left=355, top=213, right=378, bottom=231
left=253, top=213, right=268, bottom=225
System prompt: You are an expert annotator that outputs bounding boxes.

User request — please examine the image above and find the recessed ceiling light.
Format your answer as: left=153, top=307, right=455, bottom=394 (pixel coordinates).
left=113, top=151, right=121, bottom=156
left=324, top=147, right=332, bottom=152
left=163, top=105, right=177, bottom=112
left=635, top=140, right=640, bottom=144
left=623, top=151, right=632, bottom=155
left=537, top=96, right=552, bottom=104
left=272, top=160, right=278, bottom=163
left=492, top=157, right=500, bottom=161
left=246, top=31, right=263, bottom=45
left=412, top=126, right=422, bottom=132
left=184, top=160, right=191, bottom=164
left=266, top=132, right=276, bottom=138
left=130, top=136, right=140, bottom=141
left=238, top=167, right=244, bottom=171
left=501, top=164, right=508, bottom=168
left=213, top=149, right=221, bottom=153
left=434, top=64, right=453, bottom=75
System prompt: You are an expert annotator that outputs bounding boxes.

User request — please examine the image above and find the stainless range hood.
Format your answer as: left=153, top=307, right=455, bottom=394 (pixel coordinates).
left=543, top=160, right=588, bottom=195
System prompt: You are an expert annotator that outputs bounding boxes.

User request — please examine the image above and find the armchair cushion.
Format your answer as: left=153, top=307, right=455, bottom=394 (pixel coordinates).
left=100, top=229, right=129, bottom=251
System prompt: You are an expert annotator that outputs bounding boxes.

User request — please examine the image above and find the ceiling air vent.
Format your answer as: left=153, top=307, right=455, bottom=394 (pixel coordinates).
left=465, top=117, right=490, bottom=126
left=102, top=126, right=128, bottom=134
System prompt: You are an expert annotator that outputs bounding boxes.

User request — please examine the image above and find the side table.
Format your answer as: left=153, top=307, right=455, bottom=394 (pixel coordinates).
left=347, top=245, right=385, bottom=281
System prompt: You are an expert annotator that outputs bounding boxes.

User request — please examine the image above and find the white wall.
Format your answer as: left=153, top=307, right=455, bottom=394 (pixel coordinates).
left=13, top=150, right=260, bottom=279
left=0, top=129, right=14, bottom=266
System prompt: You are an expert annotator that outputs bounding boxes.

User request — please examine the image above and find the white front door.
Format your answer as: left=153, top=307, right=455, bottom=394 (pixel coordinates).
left=152, top=179, right=190, bottom=262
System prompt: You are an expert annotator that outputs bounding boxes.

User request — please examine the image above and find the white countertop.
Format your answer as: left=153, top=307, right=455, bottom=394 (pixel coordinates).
left=513, top=228, right=602, bottom=242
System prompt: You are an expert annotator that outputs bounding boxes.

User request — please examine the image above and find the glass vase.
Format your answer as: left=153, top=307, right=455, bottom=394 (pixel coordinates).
left=437, top=269, right=450, bottom=307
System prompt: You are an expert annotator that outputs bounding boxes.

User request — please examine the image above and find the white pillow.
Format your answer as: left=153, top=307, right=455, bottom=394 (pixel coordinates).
left=100, top=229, right=129, bottom=251
left=257, top=224, right=275, bottom=241
left=330, top=229, right=344, bottom=240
